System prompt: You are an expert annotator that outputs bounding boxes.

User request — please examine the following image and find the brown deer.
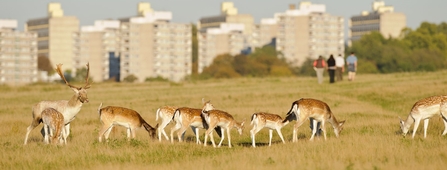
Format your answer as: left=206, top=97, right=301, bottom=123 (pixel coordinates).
left=98, top=103, right=158, bottom=142
left=170, top=99, right=220, bottom=144
left=250, top=112, right=289, bottom=147
left=42, top=108, right=67, bottom=145
left=24, top=63, right=91, bottom=145
left=155, top=106, right=177, bottom=142
left=284, top=98, right=345, bottom=142
left=399, top=95, right=447, bottom=138
left=202, top=105, right=245, bottom=148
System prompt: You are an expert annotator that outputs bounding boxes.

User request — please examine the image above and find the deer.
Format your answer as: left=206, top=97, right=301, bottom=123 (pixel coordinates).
left=170, top=99, right=221, bottom=144
left=155, top=105, right=177, bottom=142
left=202, top=103, right=245, bottom=148
left=399, top=95, right=447, bottom=138
left=98, top=103, right=158, bottom=142
left=24, top=63, right=91, bottom=145
left=284, top=98, right=345, bottom=142
left=250, top=112, right=290, bottom=148
left=42, top=108, right=67, bottom=145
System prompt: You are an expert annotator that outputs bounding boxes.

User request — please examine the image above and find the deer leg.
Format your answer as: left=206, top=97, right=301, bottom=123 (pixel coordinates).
left=268, top=129, right=273, bottom=146
left=276, top=128, right=286, bottom=144
left=442, top=115, right=447, bottom=136
left=226, top=128, right=232, bottom=148
left=192, top=127, right=202, bottom=144
left=160, top=119, right=171, bottom=141
left=177, top=125, right=189, bottom=142
left=412, top=118, right=421, bottom=139
left=309, top=119, right=319, bottom=141
left=293, top=119, right=306, bottom=142
left=43, top=124, right=50, bottom=144
left=126, top=128, right=131, bottom=141
left=64, top=123, right=71, bottom=138
left=217, top=128, right=225, bottom=147
left=250, top=124, right=263, bottom=148
left=204, top=122, right=217, bottom=147
left=131, top=128, right=137, bottom=140
left=170, top=122, right=181, bottom=143
left=103, top=125, right=114, bottom=142
left=423, top=119, right=429, bottom=138
left=321, top=120, right=327, bottom=140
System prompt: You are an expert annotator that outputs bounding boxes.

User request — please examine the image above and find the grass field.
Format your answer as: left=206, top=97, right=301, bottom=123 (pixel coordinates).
left=1, top=71, right=447, bottom=170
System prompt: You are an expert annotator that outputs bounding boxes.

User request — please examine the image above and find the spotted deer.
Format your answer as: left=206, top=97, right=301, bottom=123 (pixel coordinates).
left=202, top=106, right=245, bottom=148
left=155, top=106, right=177, bottom=142
left=24, top=63, right=91, bottom=145
left=98, top=103, right=158, bottom=142
left=399, top=95, right=447, bottom=138
left=42, top=108, right=67, bottom=145
left=284, top=98, right=345, bottom=141
left=250, top=112, right=289, bottom=147
left=170, top=100, right=220, bottom=144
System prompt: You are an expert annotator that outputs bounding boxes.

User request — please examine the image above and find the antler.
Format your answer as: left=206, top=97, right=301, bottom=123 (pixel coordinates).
left=55, top=64, right=78, bottom=89
left=84, top=63, right=91, bottom=89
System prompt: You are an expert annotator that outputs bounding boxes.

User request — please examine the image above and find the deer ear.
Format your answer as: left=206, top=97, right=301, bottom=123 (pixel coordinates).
left=155, top=123, right=159, bottom=129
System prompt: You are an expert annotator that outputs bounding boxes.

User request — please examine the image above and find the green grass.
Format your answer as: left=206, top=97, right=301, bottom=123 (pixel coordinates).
left=2, top=71, right=447, bottom=169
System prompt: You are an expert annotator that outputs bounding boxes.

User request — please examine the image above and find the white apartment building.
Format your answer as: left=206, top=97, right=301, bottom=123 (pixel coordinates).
left=198, top=23, right=245, bottom=73
left=80, top=20, right=121, bottom=82
left=275, top=2, right=344, bottom=66
left=119, top=3, right=192, bottom=82
left=0, top=19, right=38, bottom=85
left=349, top=0, right=406, bottom=46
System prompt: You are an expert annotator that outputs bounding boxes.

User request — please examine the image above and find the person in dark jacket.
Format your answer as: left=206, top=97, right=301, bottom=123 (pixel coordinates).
left=327, top=54, right=336, bottom=83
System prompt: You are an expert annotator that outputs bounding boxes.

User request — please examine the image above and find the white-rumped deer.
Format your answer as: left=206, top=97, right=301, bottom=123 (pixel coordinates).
left=98, top=103, right=158, bottom=142
left=399, top=95, right=447, bottom=138
left=24, top=63, right=91, bottom=145
left=202, top=108, right=245, bottom=148
left=250, top=112, right=289, bottom=147
left=42, top=108, right=67, bottom=145
left=155, top=106, right=177, bottom=142
left=170, top=100, right=220, bottom=144
left=284, top=98, right=345, bottom=142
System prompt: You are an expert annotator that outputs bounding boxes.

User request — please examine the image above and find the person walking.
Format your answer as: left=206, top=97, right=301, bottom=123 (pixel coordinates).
left=327, top=54, right=336, bottom=83
left=335, top=54, right=345, bottom=81
left=346, top=52, right=358, bottom=81
left=313, top=55, right=326, bottom=84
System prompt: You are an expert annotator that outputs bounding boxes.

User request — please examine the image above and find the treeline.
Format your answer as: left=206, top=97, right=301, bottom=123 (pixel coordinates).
left=198, top=45, right=295, bottom=79
left=347, top=22, right=447, bottom=73
left=198, top=22, right=447, bottom=79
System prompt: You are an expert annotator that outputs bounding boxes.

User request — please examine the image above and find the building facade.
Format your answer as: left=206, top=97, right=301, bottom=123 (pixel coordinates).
left=119, top=3, right=192, bottom=82
left=0, top=19, right=38, bottom=85
left=25, top=3, right=79, bottom=73
left=349, top=0, right=406, bottom=46
left=275, top=2, right=344, bottom=66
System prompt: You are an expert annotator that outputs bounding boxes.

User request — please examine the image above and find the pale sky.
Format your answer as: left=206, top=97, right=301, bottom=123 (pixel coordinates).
left=1, top=0, right=446, bottom=34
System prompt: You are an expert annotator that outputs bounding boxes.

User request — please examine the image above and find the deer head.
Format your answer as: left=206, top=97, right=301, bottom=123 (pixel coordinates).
left=55, top=63, right=91, bottom=103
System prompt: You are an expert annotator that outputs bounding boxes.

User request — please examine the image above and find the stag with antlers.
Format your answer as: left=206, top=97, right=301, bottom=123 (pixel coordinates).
left=24, top=63, right=91, bottom=145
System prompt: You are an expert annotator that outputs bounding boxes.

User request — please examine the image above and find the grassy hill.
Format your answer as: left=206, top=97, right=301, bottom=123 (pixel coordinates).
left=1, top=71, right=447, bottom=169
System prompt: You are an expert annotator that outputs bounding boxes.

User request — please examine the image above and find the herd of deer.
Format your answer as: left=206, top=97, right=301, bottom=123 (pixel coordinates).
left=23, top=63, right=447, bottom=147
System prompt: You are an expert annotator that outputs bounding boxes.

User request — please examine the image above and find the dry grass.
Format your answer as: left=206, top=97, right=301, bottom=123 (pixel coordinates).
left=1, top=71, right=447, bottom=169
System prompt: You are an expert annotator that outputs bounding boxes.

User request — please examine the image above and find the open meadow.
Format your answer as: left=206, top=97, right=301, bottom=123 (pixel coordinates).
left=1, top=71, right=447, bottom=170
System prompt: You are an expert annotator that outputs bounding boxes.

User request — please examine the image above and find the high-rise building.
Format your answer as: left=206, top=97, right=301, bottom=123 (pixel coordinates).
left=275, top=2, right=344, bottom=66
left=349, top=0, right=406, bottom=46
left=80, top=20, right=121, bottom=82
left=119, top=3, right=192, bottom=82
left=0, top=19, right=38, bottom=85
left=198, top=23, right=245, bottom=73
left=252, top=18, right=279, bottom=48
left=26, top=3, right=79, bottom=73
left=199, top=2, right=254, bottom=35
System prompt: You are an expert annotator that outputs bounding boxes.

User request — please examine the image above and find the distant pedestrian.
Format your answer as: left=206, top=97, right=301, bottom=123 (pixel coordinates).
left=313, top=56, right=326, bottom=84
left=335, top=54, right=345, bottom=81
left=327, top=54, right=336, bottom=83
left=346, top=52, right=358, bottom=81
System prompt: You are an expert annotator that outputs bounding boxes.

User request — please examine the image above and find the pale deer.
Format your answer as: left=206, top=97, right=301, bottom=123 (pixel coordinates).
left=399, top=95, right=447, bottom=138
left=155, top=106, right=177, bottom=142
left=170, top=100, right=220, bottom=144
left=284, top=98, right=345, bottom=142
left=250, top=112, right=289, bottom=147
left=202, top=109, right=245, bottom=148
left=24, top=63, right=91, bottom=145
left=42, top=108, right=67, bottom=145
left=98, top=103, right=158, bottom=142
